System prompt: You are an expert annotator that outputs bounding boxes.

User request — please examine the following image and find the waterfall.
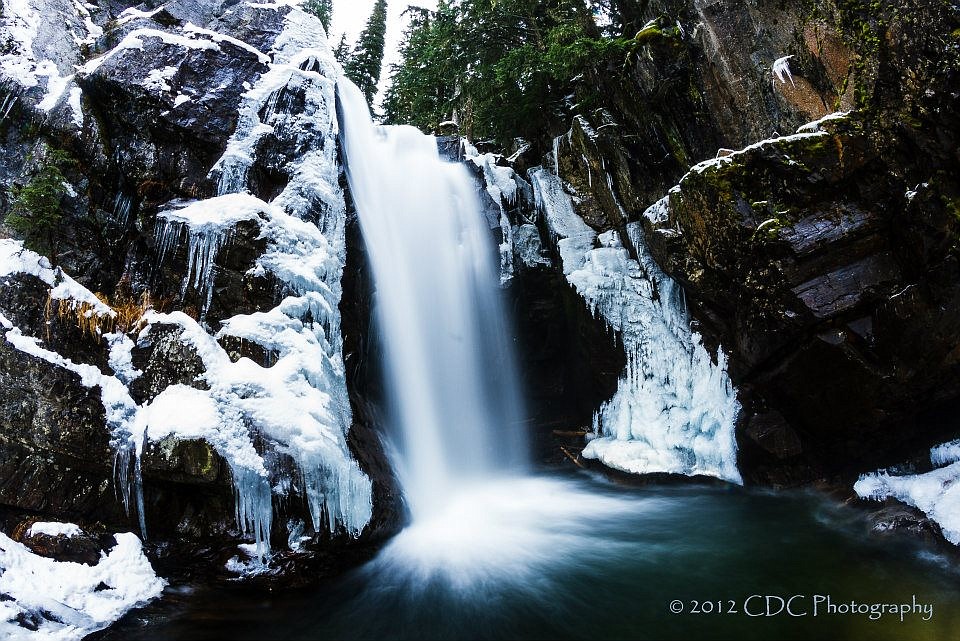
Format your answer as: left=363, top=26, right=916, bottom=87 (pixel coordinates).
left=337, top=79, right=526, bottom=520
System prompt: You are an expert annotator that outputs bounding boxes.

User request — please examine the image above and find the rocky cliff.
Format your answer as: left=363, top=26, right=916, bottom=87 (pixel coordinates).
left=0, top=2, right=401, bottom=634
left=514, top=0, right=960, bottom=486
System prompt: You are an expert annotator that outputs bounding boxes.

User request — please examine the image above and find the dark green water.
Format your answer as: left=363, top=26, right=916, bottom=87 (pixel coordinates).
left=115, top=471, right=960, bottom=640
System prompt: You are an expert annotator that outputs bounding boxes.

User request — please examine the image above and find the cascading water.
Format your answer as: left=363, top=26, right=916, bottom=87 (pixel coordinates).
left=337, top=79, right=526, bottom=519
left=335, top=77, right=740, bottom=591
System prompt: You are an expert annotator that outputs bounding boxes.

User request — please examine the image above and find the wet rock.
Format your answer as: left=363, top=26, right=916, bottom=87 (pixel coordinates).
left=865, top=501, right=945, bottom=544
left=11, top=520, right=111, bottom=566
left=129, top=324, right=209, bottom=404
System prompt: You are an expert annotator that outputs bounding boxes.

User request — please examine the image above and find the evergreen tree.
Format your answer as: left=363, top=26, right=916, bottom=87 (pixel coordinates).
left=334, top=32, right=352, bottom=66
left=344, top=0, right=389, bottom=106
left=382, top=5, right=456, bottom=130
left=303, top=0, right=333, bottom=33
left=6, top=148, right=76, bottom=266
left=382, top=0, right=624, bottom=144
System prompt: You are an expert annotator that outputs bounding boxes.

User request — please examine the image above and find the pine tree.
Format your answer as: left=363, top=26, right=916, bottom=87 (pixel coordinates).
left=344, top=0, right=389, bottom=106
left=6, top=148, right=77, bottom=266
left=334, top=33, right=351, bottom=66
left=303, top=0, right=333, bottom=33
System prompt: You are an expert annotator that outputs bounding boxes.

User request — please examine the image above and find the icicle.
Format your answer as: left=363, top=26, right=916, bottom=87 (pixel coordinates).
left=232, top=466, right=273, bottom=559
left=537, top=173, right=742, bottom=483
left=112, top=192, right=132, bottom=226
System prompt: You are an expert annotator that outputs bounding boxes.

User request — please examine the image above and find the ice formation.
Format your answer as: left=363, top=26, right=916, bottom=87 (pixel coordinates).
left=144, top=4, right=373, bottom=556
left=528, top=168, right=742, bottom=483
left=0, top=530, right=164, bottom=640
left=855, top=440, right=960, bottom=545
left=0, top=2, right=372, bottom=564
left=528, top=167, right=597, bottom=275
left=465, top=150, right=522, bottom=284
left=772, top=55, right=795, bottom=86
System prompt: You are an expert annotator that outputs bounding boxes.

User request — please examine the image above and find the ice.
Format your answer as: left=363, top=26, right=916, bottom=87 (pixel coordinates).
left=528, top=167, right=597, bottom=274
left=524, top=172, right=741, bottom=483
left=143, top=6, right=373, bottom=550
left=0, top=531, right=164, bottom=640
left=570, top=227, right=742, bottom=483
left=465, top=150, right=520, bottom=283
left=155, top=194, right=268, bottom=318
left=931, top=439, right=960, bottom=467
left=134, top=383, right=273, bottom=556
left=856, top=439, right=960, bottom=544
left=25, top=522, right=82, bottom=538
left=0, top=2, right=372, bottom=564
left=856, top=462, right=960, bottom=545
left=513, top=224, right=551, bottom=268
left=772, top=55, right=795, bottom=86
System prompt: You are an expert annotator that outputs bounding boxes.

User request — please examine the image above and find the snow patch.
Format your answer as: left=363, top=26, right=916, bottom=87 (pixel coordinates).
left=856, top=439, right=960, bottom=544
left=0, top=532, right=164, bottom=640
left=25, top=522, right=82, bottom=538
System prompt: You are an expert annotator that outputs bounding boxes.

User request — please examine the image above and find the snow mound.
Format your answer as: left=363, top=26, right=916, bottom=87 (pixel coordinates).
left=856, top=440, right=960, bottom=545
left=0, top=531, right=164, bottom=641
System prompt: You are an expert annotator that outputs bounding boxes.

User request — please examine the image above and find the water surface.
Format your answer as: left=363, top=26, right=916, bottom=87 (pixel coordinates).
left=117, top=472, right=960, bottom=640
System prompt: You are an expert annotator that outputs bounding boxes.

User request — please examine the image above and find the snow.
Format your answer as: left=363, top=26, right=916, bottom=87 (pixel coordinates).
left=145, top=5, right=372, bottom=556
left=141, top=66, right=177, bottom=93
left=796, top=110, right=851, bottom=134
left=155, top=194, right=268, bottom=318
left=105, top=332, right=142, bottom=385
left=25, top=522, right=82, bottom=538
left=79, top=28, right=219, bottom=76
left=0, top=239, right=115, bottom=319
left=772, top=55, right=795, bottom=86
left=856, top=439, right=960, bottom=544
left=678, top=130, right=828, bottom=182
left=183, top=23, right=271, bottom=64
left=0, top=0, right=371, bottom=570
left=643, top=195, right=671, bottom=225
left=114, top=6, right=163, bottom=27
left=67, top=86, right=83, bottom=126
left=0, top=0, right=42, bottom=88
left=0, top=531, right=164, bottom=640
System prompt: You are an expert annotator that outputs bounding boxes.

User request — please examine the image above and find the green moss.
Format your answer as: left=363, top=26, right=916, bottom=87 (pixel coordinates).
left=662, top=121, right=690, bottom=167
left=944, top=195, right=960, bottom=224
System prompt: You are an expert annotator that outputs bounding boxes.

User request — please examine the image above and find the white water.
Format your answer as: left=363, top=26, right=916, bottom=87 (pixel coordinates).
left=337, top=79, right=526, bottom=520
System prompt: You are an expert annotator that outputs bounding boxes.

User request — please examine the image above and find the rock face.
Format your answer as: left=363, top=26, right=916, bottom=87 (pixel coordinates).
left=0, top=0, right=400, bottom=590
left=545, top=0, right=960, bottom=484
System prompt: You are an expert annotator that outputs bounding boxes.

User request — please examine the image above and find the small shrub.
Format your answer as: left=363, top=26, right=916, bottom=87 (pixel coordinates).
left=6, top=148, right=77, bottom=265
